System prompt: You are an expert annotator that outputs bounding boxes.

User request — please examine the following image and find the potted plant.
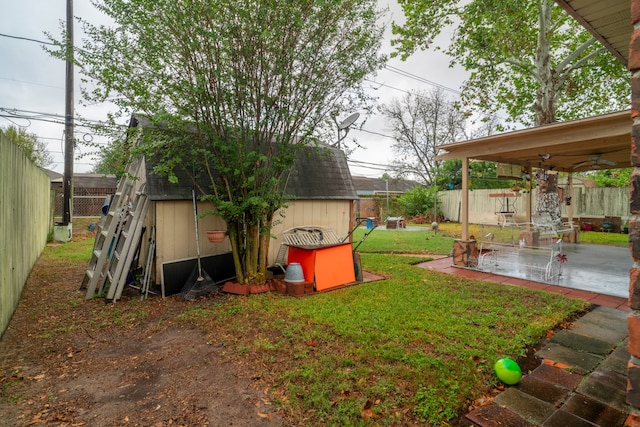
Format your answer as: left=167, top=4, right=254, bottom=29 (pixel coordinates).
left=206, top=230, right=226, bottom=243
left=623, top=222, right=629, bottom=234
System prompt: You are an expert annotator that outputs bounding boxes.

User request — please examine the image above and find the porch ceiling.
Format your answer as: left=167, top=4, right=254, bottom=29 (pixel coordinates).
left=555, top=0, right=631, bottom=66
left=435, top=110, right=631, bottom=173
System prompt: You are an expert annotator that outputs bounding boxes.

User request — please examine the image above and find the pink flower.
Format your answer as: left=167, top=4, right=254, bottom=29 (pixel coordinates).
left=556, top=253, right=568, bottom=264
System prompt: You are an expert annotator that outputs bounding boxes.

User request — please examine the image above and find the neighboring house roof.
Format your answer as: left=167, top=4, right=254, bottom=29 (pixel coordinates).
left=144, top=143, right=357, bottom=202
left=42, top=168, right=63, bottom=180
left=351, top=176, right=422, bottom=195
left=558, top=176, right=598, bottom=188
left=50, top=173, right=117, bottom=189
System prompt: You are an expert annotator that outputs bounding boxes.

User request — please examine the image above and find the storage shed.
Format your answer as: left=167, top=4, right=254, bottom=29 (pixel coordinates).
left=144, top=142, right=359, bottom=291
left=82, top=120, right=359, bottom=299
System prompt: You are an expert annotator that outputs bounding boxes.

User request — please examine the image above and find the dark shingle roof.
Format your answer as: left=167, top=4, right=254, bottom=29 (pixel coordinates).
left=144, top=144, right=357, bottom=201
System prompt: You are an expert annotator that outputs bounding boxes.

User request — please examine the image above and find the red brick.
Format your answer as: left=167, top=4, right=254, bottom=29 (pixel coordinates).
left=632, top=269, right=640, bottom=310
left=632, top=175, right=640, bottom=214
left=629, top=361, right=640, bottom=407
left=631, top=221, right=640, bottom=262
left=634, top=80, right=640, bottom=117
left=627, top=411, right=640, bottom=427
left=629, top=314, right=640, bottom=358
left=630, top=29, right=640, bottom=71
left=633, top=122, right=640, bottom=167
left=633, top=0, right=640, bottom=26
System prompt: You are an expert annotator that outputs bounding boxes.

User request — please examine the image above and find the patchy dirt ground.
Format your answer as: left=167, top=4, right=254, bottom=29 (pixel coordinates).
left=0, top=228, right=282, bottom=427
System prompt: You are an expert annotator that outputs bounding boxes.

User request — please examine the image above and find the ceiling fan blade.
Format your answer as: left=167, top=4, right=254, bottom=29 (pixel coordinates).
left=599, top=159, right=617, bottom=166
left=572, top=161, right=589, bottom=169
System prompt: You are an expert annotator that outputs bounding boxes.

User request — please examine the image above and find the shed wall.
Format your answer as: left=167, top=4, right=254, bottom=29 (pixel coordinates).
left=153, top=199, right=355, bottom=279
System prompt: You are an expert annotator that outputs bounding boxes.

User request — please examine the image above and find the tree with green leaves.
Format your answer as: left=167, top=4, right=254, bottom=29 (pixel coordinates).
left=379, top=88, right=466, bottom=185
left=392, top=0, right=629, bottom=222
left=437, top=160, right=514, bottom=191
left=577, top=168, right=632, bottom=188
left=91, top=138, right=128, bottom=178
left=49, top=0, right=386, bottom=285
left=396, top=185, right=440, bottom=219
left=2, top=125, right=53, bottom=169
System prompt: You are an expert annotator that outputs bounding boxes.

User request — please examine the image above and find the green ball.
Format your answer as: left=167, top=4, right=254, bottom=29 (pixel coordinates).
left=494, top=358, right=522, bottom=385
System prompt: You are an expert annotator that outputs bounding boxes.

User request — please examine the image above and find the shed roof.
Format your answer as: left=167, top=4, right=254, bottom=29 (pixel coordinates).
left=144, top=143, right=357, bottom=202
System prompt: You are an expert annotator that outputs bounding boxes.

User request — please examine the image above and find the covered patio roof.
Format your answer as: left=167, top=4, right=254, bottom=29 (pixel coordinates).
left=436, top=110, right=631, bottom=173
left=555, top=0, right=631, bottom=66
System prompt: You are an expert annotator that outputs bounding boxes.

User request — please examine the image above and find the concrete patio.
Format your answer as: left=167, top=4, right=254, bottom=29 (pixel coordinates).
left=472, top=242, right=631, bottom=299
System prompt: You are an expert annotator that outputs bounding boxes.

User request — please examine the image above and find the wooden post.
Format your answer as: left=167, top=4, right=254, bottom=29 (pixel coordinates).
left=567, top=173, right=574, bottom=224
left=461, top=157, right=469, bottom=240
left=525, top=166, right=532, bottom=225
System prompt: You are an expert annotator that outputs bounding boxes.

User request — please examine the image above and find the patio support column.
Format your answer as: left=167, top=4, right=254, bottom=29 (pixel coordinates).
left=450, top=157, right=478, bottom=267
left=525, top=166, right=533, bottom=224
left=461, top=157, right=469, bottom=240
left=627, top=0, right=640, bottom=409
left=567, top=173, right=573, bottom=222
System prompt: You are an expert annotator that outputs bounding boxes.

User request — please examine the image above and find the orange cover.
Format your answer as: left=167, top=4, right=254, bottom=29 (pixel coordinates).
left=288, top=243, right=356, bottom=291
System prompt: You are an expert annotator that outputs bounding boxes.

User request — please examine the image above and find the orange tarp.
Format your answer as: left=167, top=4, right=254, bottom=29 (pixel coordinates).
left=287, top=243, right=356, bottom=291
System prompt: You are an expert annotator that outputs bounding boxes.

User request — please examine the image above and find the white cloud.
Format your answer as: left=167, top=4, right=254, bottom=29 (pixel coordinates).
left=345, top=1, right=468, bottom=179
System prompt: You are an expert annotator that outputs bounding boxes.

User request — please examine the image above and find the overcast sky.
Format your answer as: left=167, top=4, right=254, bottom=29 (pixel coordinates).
left=0, top=0, right=469, bottom=177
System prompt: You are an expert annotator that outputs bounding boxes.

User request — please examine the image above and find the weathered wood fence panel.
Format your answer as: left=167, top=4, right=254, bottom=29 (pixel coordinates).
left=439, top=187, right=630, bottom=225
left=0, top=132, right=51, bottom=337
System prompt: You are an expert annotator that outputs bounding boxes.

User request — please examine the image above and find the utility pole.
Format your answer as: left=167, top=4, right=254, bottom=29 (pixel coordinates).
left=55, top=0, right=74, bottom=242
left=62, top=0, right=74, bottom=226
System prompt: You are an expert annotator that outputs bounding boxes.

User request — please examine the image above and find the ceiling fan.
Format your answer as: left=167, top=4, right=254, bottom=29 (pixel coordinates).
left=572, top=154, right=617, bottom=169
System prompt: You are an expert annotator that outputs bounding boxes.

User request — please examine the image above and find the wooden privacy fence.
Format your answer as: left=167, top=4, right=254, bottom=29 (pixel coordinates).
left=438, top=187, right=631, bottom=228
left=0, top=132, right=51, bottom=337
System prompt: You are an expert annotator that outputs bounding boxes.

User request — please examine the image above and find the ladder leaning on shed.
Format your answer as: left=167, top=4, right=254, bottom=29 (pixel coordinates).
left=80, top=156, right=146, bottom=301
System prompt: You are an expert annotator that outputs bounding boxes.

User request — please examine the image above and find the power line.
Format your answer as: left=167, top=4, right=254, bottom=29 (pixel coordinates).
left=0, top=76, right=63, bottom=90
left=352, top=127, right=395, bottom=140
left=348, top=159, right=395, bottom=168
left=0, top=32, right=56, bottom=46
left=0, top=107, right=121, bottom=128
left=384, top=65, right=462, bottom=95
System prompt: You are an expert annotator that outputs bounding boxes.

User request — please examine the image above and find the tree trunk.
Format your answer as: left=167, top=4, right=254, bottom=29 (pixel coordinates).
left=534, top=171, right=562, bottom=224
left=534, top=0, right=561, bottom=220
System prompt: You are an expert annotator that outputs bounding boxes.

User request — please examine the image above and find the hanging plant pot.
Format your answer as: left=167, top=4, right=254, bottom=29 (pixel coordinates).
left=206, top=230, right=226, bottom=243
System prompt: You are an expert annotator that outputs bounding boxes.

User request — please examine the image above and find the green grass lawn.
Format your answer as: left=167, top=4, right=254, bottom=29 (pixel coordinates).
left=351, top=222, right=629, bottom=254
left=188, top=254, right=588, bottom=425
left=579, top=230, right=629, bottom=246
left=61, top=222, right=593, bottom=425
left=351, top=226, right=455, bottom=255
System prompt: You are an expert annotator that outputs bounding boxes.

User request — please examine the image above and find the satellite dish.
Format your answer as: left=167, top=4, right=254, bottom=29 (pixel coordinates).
left=337, top=112, right=360, bottom=130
